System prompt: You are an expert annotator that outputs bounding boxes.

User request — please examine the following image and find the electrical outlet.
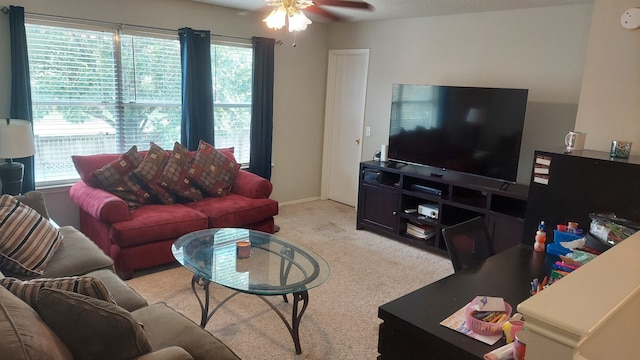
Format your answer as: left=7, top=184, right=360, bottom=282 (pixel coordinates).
left=365, top=126, right=371, bottom=137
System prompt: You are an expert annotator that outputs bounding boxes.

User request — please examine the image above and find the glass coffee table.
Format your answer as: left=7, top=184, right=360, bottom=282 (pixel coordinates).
left=172, top=228, right=330, bottom=354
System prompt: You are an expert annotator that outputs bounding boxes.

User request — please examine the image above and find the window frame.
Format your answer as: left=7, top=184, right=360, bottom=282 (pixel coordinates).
left=24, top=16, right=253, bottom=188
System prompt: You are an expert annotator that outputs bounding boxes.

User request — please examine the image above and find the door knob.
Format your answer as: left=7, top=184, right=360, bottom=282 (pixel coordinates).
left=355, top=139, right=361, bottom=144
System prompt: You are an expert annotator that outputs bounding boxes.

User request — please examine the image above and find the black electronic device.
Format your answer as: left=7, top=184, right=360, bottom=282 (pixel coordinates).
left=363, top=169, right=381, bottom=183
left=411, top=184, right=443, bottom=196
left=387, top=84, right=528, bottom=183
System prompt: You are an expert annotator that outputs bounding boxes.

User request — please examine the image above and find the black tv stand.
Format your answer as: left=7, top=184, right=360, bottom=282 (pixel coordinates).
left=357, top=161, right=529, bottom=255
left=386, top=160, right=408, bottom=169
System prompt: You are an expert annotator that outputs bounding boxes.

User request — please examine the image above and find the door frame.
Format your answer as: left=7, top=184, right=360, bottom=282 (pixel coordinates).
left=320, top=49, right=370, bottom=205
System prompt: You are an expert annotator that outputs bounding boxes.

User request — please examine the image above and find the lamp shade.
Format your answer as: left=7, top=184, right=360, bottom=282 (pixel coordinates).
left=0, top=119, right=36, bottom=159
left=288, top=10, right=312, bottom=32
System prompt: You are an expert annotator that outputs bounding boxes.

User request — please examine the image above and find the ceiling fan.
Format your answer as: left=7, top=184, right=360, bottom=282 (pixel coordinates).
left=263, top=0, right=373, bottom=32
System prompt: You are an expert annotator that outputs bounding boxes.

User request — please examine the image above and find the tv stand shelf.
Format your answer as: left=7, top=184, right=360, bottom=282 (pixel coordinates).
left=357, top=161, right=529, bottom=255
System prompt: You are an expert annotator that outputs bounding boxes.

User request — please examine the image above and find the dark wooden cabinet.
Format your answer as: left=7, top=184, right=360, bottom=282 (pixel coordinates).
left=522, top=148, right=640, bottom=246
left=357, top=161, right=529, bottom=255
left=358, top=182, right=399, bottom=232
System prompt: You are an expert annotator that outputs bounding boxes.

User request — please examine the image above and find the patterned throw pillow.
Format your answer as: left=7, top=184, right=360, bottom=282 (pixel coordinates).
left=158, top=142, right=203, bottom=202
left=187, top=140, right=241, bottom=197
left=0, top=195, right=63, bottom=277
left=0, top=276, right=116, bottom=309
left=90, top=145, right=151, bottom=209
left=132, top=143, right=176, bottom=205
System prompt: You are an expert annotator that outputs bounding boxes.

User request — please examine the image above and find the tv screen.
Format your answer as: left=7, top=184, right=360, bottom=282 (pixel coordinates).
left=388, top=84, right=528, bottom=183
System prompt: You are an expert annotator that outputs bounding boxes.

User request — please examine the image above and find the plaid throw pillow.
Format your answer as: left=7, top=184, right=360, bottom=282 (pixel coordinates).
left=0, top=195, right=63, bottom=277
left=91, top=146, right=151, bottom=209
left=132, top=143, right=176, bottom=205
left=187, top=140, right=240, bottom=197
left=158, top=142, right=203, bottom=202
left=0, top=276, right=116, bottom=309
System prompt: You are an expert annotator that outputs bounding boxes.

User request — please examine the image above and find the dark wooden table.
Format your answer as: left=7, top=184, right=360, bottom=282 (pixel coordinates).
left=378, top=245, right=556, bottom=360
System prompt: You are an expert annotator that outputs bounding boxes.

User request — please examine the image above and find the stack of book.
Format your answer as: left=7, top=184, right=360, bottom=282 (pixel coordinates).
left=406, top=222, right=436, bottom=240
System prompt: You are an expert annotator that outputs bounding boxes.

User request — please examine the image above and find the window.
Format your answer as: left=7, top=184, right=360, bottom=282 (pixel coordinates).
left=25, top=19, right=252, bottom=186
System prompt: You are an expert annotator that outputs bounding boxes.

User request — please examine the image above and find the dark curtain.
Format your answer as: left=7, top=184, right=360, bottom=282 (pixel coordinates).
left=179, top=27, right=214, bottom=151
left=248, top=37, right=275, bottom=180
left=9, top=6, right=35, bottom=193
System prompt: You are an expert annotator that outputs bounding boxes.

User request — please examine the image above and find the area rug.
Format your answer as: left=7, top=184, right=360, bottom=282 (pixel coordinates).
left=126, top=200, right=454, bottom=359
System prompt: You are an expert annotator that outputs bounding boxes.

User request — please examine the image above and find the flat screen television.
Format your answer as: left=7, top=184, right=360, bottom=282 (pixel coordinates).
left=388, top=84, right=528, bottom=183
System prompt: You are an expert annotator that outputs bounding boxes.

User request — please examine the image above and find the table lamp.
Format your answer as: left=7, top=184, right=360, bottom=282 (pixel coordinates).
left=0, top=118, right=36, bottom=195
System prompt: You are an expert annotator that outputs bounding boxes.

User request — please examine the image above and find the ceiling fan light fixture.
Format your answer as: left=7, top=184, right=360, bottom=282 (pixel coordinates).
left=264, top=0, right=313, bottom=32
left=264, top=6, right=287, bottom=30
left=288, top=10, right=312, bottom=32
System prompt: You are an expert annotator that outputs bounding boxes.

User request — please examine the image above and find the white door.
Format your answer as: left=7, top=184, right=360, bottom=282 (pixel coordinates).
left=322, top=49, right=370, bottom=207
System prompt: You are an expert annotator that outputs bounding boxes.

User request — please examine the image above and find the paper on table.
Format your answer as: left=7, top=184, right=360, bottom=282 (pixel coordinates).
left=439, top=301, right=503, bottom=345
left=476, top=296, right=506, bottom=312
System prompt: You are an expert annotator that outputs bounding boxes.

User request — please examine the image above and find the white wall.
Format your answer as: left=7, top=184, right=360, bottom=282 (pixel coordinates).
left=327, top=5, right=594, bottom=184
left=575, top=0, right=640, bottom=154
left=0, top=0, right=330, bottom=220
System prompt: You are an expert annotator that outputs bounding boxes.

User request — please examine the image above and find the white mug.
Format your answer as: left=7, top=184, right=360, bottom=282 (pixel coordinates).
left=565, top=131, right=586, bottom=151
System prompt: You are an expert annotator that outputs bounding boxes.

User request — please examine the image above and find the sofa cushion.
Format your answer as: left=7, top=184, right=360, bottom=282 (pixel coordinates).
left=42, top=226, right=115, bottom=278
left=133, top=142, right=176, bottom=205
left=87, top=269, right=148, bottom=312
left=0, top=275, right=116, bottom=309
left=36, top=288, right=152, bottom=360
left=0, top=195, right=63, bottom=277
left=137, top=346, right=195, bottom=360
left=0, top=286, right=73, bottom=360
left=184, top=194, right=279, bottom=228
left=91, top=145, right=151, bottom=208
left=14, top=190, right=50, bottom=219
left=110, top=204, right=208, bottom=247
left=158, top=142, right=203, bottom=202
left=132, top=302, right=240, bottom=360
left=187, top=140, right=240, bottom=198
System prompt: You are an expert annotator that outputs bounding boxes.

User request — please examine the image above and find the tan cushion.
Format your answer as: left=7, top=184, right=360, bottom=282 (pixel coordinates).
left=0, top=286, right=72, bottom=360
left=91, top=145, right=151, bottom=209
left=39, top=226, right=114, bottom=278
left=136, top=346, right=194, bottom=360
left=0, top=195, right=63, bottom=276
left=0, top=275, right=116, bottom=309
left=88, top=269, right=148, bottom=312
left=132, top=302, right=240, bottom=360
left=158, top=142, right=203, bottom=202
left=36, top=288, right=152, bottom=360
left=133, top=142, right=176, bottom=205
left=14, top=190, right=50, bottom=219
left=187, top=140, right=240, bottom=197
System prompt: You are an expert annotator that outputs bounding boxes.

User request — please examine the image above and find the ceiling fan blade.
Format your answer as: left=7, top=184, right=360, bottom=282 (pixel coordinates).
left=313, top=0, right=373, bottom=11
left=305, top=5, right=347, bottom=22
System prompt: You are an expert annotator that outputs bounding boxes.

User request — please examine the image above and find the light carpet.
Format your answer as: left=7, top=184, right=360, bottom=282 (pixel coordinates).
left=126, top=200, right=454, bottom=359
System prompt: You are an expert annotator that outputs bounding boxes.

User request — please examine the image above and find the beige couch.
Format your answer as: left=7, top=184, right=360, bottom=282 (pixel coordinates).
left=0, top=192, right=239, bottom=360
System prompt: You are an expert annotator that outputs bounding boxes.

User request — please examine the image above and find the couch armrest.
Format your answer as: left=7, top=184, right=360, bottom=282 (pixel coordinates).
left=231, top=169, right=273, bottom=199
left=135, top=346, right=194, bottom=360
left=69, top=181, right=131, bottom=224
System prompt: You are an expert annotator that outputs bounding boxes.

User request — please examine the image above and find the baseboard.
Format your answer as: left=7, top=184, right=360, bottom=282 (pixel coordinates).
left=277, top=196, right=321, bottom=207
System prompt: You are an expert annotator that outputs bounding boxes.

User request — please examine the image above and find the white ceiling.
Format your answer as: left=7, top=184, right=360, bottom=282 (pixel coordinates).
left=192, top=0, right=593, bottom=23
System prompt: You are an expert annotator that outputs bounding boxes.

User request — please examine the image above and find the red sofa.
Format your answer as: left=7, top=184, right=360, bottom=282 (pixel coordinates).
left=69, top=153, right=279, bottom=279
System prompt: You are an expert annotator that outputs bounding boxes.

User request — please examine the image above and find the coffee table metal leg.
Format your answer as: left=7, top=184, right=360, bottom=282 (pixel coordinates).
left=191, top=274, right=240, bottom=328
left=257, top=290, right=309, bottom=354
left=192, top=274, right=310, bottom=354
left=191, top=274, right=210, bottom=327
left=279, top=246, right=294, bottom=304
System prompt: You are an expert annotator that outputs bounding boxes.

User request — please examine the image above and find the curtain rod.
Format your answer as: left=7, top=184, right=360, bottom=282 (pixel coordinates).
left=0, top=6, right=269, bottom=44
